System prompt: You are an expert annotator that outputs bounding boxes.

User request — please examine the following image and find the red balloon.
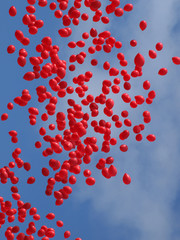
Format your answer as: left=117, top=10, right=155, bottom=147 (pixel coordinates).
left=29, top=207, right=37, bottom=216
left=12, top=226, right=20, bottom=233
left=124, top=4, right=133, bottom=12
left=38, top=0, right=48, bottom=7
left=7, top=102, right=14, bottom=110
left=172, top=57, right=180, bottom=65
left=134, top=53, right=145, bottom=67
left=119, top=130, right=130, bottom=140
left=17, top=56, right=26, bottom=67
left=156, top=42, right=163, bottom=51
left=7, top=45, right=16, bottom=54
left=83, top=169, right=91, bottom=177
left=133, top=125, right=141, bottom=134
left=135, top=95, right=145, bottom=105
left=49, top=2, right=57, bottom=10
left=115, top=8, right=124, bottom=17
left=101, top=16, right=109, bottom=24
left=148, top=90, right=156, bottom=99
left=120, top=144, right=128, bottom=152
left=149, top=50, right=157, bottom=59
left=35, top=141, right=42, bottom=148
left=1, top=113, right=8, bottom=121
left=33, top=214, right=40, bottom=220
left=54, top=10, right=63, bottom=19
left=143, top=80, right=151, bottom=90
left=15, top=30, right=24, bottom=41
left=64, top=230, right=71, bottom=239
left=121, top=110, right=128, bottom=118
left=86, top=177, right=96, bottom=186
left=139, top=20, right=147, bottom=31
left=21, top=37, right=30, bottom=46
left=9, top=130, right=17, bottom=136
left=46, top=213, right=55, bottom=220
left=115, top=41, right=122, bottom=48
left=136, top=134, right=143, bottom=141
left=146, top=134, right=156, bottom=142
left=23, top=72, right=35, bottom=81
left=27, top=177, right=35, bottom=184
left=24, top=162, right=31, bottom=171
left=130, top=40, right=137, bottom=47
left=9, top=6, right=17, bottom=17
left=12, top=193, right=21, bottom=200
left=108, top=165, right=117, bottom=177
left=106, top=98, right=114, bottom=109
left=56, top=220, right=64, bottom=227
left=28, top=0, right=36, bottom=4
left=121, top=93, right=131, bottom=103
left=19, top=49, right=28, bottom=57
left=90, top=1, right=101, bottom=11
left=26, top=5, right=36, bottom=14
left=158, top=68, right=168, bottom=76
left=123, top=173, right=131, bottom=184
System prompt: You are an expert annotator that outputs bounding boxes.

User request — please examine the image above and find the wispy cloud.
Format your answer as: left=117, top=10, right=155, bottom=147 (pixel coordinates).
left=72, top=0, right=180, bottom=239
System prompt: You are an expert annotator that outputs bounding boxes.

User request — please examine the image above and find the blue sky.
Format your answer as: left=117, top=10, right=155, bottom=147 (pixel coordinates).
left=0, top=0, right=180, bottom=240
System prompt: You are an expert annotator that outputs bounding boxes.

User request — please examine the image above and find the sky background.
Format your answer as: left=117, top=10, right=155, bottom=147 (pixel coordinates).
left=0, top=0, right=180, bottom=240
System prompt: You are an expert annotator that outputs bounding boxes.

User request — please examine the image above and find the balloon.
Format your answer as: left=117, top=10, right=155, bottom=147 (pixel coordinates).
left=49, top=3, right=57, bottom=10
left=24, top=162, right=31, bottom=171
left=158, top=68, right=168, bottom=76
left=19, top=49, right=28, bottom=57
left=124, top=4, right=133, bottom=12
left=17, top=56, right=26, bottom=67
left=9, top=6, right=17, bottom=17
left=119, top=130, right=130, bottom=140
left=135, top=95, right=145, bottom=105
left=15, top=30, right=24, bottom=41
left=121, top=93, right=131, bottom=103
left=146, top=134, right=156, bottom=142
left=27, top=177, right=35, bottom=184
left=86, top=177, right=95, bottom=186
left=56, top=220, right=64, bottom=227
left=139, top=20, right=147, bottom=31
left=115, top=8, right=124, bottom=17
left=149, top=50, right=157, bottom=59
left=54, top=10, right=63, bottom=19
left=134, top=53, right=145, bottom=67
left=136, top=134, right=143, bottom=141
left=64, top=230, right=71, bottom=239
left=130, top=40, right=137, bottom=47
left=106, top=98, right=114, bottom=109
left=7, top=45, right=15, bottom=54
left=108, top=165, right=117, bottom=177
left=26, top=5, right=36, bottom=14
left=28, top=0, right=36, bottom=4
left=46, top=213, right=55, bottom=220
left=143, top=80, right=151, bottom=90
left=156, top=42, right=163, bottom=51
left=23, top=72, right=35, bottom=81
left=172, top=57, right=180, bottom=65
left=148, top=90, right=156, bottom=99
left=123, top=173, right=131, bottom=184
left=1, top=113, right=8, bottom=121
left=7, top=102, right=14, bottom=110
left=120, top=144, right=128, bottom=152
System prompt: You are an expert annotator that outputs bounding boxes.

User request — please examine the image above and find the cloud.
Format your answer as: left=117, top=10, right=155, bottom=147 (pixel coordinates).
left=72, top=0, right=180, bottom=239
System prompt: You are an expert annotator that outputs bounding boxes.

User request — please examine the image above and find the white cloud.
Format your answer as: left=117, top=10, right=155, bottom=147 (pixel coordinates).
left=72, top=0, right=180, bottom=239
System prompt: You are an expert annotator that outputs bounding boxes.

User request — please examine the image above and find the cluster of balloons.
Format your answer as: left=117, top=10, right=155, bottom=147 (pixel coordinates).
left=1, top=0, right=179, bottom=239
